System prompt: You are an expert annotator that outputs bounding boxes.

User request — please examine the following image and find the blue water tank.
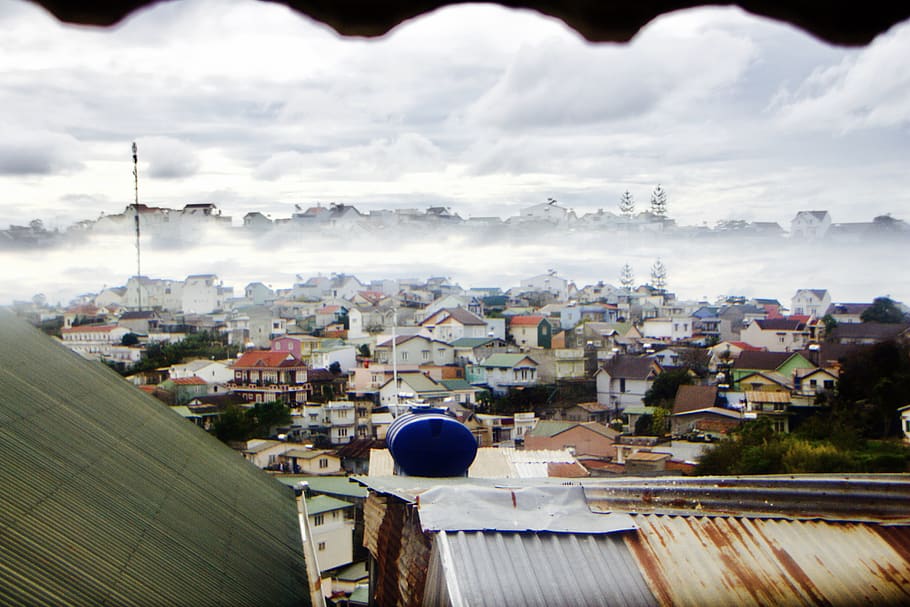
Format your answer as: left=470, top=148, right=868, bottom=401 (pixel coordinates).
left=386, top=409, right=478, bottom=477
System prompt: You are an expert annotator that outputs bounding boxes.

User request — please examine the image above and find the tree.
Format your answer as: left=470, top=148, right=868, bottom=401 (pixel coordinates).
left=329, top=361, right=342, bottom=374
left=121, top=332, right=140, bottom=346
left=643, top=369, right=692, bottom=407
left=650, top=258, right=667, bottom=293
left=619, top=263, right=635, bottom=291
left=861, top=296, right=906, bottom=323
left=358, top=343, right=371, bottom=358
left=650, top=184, right=667, bottom=218
left=822, top=313, right=838, bottom=337
left=619, top=191, right=635, bottom=218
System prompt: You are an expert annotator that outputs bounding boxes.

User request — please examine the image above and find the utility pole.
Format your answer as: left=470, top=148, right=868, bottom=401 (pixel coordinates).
left=132, top=142, right=142, bottom=311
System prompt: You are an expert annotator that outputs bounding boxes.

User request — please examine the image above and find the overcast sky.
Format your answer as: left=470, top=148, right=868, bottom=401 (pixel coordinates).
left=2, top=0, right=909, bottom=229
left=1, top=0, right=909, bottom=305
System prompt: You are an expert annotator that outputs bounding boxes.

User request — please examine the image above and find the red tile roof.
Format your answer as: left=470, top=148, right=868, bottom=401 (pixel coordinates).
left=233, top=350, right=304, bottom=368
left=170, top=376, right=208, bottom=386
left=510, top=315, right=545, bottom=326
left=729, top=341, right=762, bottom=351
left=61, top=324, right=119, bottom=334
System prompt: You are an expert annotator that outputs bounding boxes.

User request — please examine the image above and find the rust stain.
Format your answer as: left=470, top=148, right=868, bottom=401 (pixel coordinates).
left=753, top=521, right=831, bottom=607
left=511, top=490, right=517, bottom=509
left=624, top=527, right=674, bottom=607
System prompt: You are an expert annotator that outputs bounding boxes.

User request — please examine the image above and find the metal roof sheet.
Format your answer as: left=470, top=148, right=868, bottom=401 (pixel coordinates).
left=424, top=530, right=657, bottom=607
left=625, top=514, right=910, bottom=607
left=0, top=312, right=310, bottom=606
left=417, top=485, right=636, bottom=534
left=276, top=475, right=369, bottom=498
left=305, top=494, right=353, bottom=516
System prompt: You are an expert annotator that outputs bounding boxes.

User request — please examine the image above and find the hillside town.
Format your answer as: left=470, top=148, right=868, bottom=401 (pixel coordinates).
left=11, top=260, right=910, bottom=603
left=4, top=191, right=910, bottom=248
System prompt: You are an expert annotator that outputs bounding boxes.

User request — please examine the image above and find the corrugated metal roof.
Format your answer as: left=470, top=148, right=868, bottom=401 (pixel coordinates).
left=306, top=494, right=353, bottom=516
left=424, top=531, right=657, bottom=607
left=276, top=475, right=369, bottom=498
left=625, top=514, right=910, bottom=607
left=0, top=312, right=310, bottom=606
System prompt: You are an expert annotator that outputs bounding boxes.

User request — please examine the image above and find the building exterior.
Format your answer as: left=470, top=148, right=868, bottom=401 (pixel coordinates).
left=230, top=350, right=310, bottom=404
left=59, top=324, right=131, bottom=360
left=471, top=353, right=539, bottom=396
left=740, top=318, right=810, bottom=352
left=325, top=401, right=356, bottom=445
left=508, top=315, right=553, bottom=349
left=419, top=307, right=489, bottom=342
left=640, top=316, right=693, bottom=341
left=791, top=289, right=832, bottom=318
left=520, top=272, right=570, bottom=301
left=182, top=274, right=231, bottom=314
left=307, top=495, right=354, bottom=573
left=524, top=421, right=618, bottom=458
left=595, top=356, right=662, bottom=409
left=790, top=211, right=832, bottom=239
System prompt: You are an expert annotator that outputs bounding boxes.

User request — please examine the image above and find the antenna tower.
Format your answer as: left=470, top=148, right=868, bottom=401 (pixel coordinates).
left=132, top=142, right=142, bottom=311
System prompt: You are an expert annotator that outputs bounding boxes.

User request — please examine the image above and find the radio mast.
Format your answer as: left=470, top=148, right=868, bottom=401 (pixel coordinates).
left=132, top=142, right=142, bottom=311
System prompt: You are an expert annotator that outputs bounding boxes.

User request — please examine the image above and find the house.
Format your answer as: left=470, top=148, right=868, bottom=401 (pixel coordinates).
left=59, top=324, right=131, bottom=360
left=508, top=315, right=553, bottom=349
left=519, top=271, right=570, bottom=301
left=438, top=378, right=486, bottom=406
left=828, top=322, right=910, bottom=345
left=230, top=350, right=310, bottom=404
left=791, top=289, right=832, bottom=318
left=377, top=371, right=452, bottom=405
left=277, top=449, right=342, bottom=475
left=736, top=370, right=793, bottom=393
left=640, top=316, right=693, bottom=342
left=900, top=405, right=910, bottom=443
left=470, top=353, right=539, bottom=396
left=182, top=274, right=231, bottom=314
left=824, top=302, right=871, bottom=324
left=533, top=347, right=587, bottom=382
left=325, top=401, right=356, bottom=445
left=450, top=336, right=510, bottom=365
left=375, top=334, right=455, bottom=366
left=243, top=281, right=275, bottom=305
left=169, top=358, right=234, bottom=384
left=745, top=390, right=792, bottom=433
left=671, top=384, right=743, bottom=436
left=731, top=350, right=812, bottom=389
left=559, top=401, right=613, bottom=424
left=271, top=334, right=322, bottom=359
left=790, top=210, right=831, bottom=239
left=156, top=375, right=209, bottom=405
left=740, top=318, right=810, bottom=352
left=525, top=420, right=618, bottom=458
left=595, top=356, right=662, bottom=409
left=419, top=307, right=489, bottom=342
left=307, top=495, right=354, bottom=574
left=117, top=309, right=159, bottom=334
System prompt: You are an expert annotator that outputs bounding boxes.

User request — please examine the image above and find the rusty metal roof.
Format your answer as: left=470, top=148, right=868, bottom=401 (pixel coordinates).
left=625, top=515, right=910, bottom=607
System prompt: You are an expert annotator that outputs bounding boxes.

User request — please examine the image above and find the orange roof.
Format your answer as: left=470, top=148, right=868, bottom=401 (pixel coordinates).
left=729, top=341, right=762, bottom=351
left=233, top=350, right=303, bottom=368
left=61, top=325, right=119, bottom=334
left=170, top=376, right=207, bottom=386
left=510, top=315, right=545, bottom=326
left=137, top=385, right=156, bottom=393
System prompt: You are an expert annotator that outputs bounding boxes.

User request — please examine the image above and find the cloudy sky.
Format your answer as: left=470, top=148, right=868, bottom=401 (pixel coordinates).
left=1, top=0, right=909, bottom=304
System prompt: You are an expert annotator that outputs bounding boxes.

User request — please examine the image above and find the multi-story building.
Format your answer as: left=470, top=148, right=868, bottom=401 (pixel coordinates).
left=230, top=350, right=310, bottom=404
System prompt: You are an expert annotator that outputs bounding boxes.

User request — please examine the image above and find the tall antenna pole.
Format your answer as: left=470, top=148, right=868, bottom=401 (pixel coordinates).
left=132, top=141, right=142, bottom=311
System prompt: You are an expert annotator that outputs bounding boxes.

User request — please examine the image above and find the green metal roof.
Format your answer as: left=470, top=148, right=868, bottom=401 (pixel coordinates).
left=335, top=561, right=368, bottom=582
left=527, top=420, right=577, bottom=437
left=439, top=379, right=479, bottom=391
left=0, top=311, right=310, bottom=606
left=479, top=353, right=537, bottom=368
left=449, top=337, right=498, bottom=348
left=277, top=475, right=369, bottom=498
left=306, top=494, right=353, bottom=516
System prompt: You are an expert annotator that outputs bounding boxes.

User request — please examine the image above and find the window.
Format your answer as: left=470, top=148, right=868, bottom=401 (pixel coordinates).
left=422, top=350, right=430, bottom=361
left=317, top=542, right=326, bottom=551
left=401, top=351, right=408, bottom=361
left=314, top=514, right=324, bottom=526
left=318, top=458, right=328, bottom=469
left=824, top=380, right=835, bottom=390
left=619, top=378, right=626, bottom=393
left=338, top=427, right=348, bottom=438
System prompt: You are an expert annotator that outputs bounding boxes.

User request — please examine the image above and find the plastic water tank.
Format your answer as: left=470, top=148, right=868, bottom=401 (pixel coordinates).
left=386, top=408, right=478, bottom=477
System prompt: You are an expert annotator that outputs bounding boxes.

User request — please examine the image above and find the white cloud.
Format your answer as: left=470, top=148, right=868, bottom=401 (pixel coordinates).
left=0, top=129, right=83, bottom=175
left=771, top=21, right=910, bottom=131
left=138, top=136, right=201, bottom=179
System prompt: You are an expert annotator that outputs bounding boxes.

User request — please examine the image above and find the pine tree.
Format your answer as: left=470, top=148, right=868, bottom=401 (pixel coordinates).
left=651, top=258, right=667, bottom=293
left=620, top=263, right=634, bottom=290
left=619, top=191, right=635, bottom=218
left=650, top=184, right=668, bottom=218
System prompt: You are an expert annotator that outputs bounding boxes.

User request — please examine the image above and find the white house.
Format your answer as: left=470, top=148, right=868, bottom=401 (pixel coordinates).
left=520, top=272, right=570, bottom=301
left=307, top=495, right=354, bottom=574
left=419, top=307, right=489, bottom=343
left=640, top=317, right=693, bottom=342
left=517, top=200, right=575, bottom=227
left=791, top=289, right=832, bottom=318
left=375, top=335, right=455, bottom=366
left=182, top=274, right=231, bottom=314
left=60, top=324, right=131, bottom=360
left=325, top=401, right=356, bottom=445
left=790, top=211, right=831, bottom=239
left=169, top=359, right=234, bottom=384
left=595, top=356, right=662, bottom=409
left=899, top=405, right=910, bottom=443
left=740, top=318, right=810, bottom=352
left=123, top=276, right=183, bottom=311
left=311, top=343, right=358, bottom=372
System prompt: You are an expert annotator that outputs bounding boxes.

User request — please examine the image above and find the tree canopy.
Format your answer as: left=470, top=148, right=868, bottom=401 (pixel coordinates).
left=643, top=369, right=692, bottom=407
left=861, top=296, right=906, bottom=323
